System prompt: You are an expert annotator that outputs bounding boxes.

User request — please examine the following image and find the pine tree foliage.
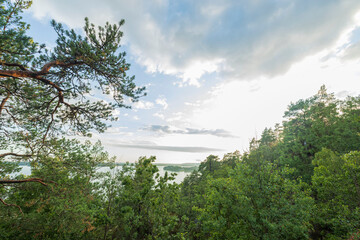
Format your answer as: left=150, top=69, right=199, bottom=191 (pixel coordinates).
left=0, top=0, right=144, bottom=162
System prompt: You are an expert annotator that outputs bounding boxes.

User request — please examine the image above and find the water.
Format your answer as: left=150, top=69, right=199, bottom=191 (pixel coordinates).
left=14, top=165, right=190, bottom=184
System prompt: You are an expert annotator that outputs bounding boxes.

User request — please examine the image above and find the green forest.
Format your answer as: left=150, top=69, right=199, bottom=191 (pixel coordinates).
left=1, top=1, right=360, bottom=239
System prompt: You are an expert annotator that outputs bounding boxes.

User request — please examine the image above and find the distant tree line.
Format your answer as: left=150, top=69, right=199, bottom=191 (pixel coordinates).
left=163, top=165, right=198, bottom=172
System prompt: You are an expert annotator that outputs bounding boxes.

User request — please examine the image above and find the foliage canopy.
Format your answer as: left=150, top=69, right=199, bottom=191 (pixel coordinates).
left=1, top=1, right=360, bottom=239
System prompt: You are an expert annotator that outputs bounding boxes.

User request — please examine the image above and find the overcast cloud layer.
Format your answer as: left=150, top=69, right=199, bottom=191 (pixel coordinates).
left=30, top=0, right=360, bottom=85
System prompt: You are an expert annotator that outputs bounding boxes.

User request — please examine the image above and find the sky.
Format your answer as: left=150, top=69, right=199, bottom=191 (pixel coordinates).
left=23, top=0, right=360, bottom=163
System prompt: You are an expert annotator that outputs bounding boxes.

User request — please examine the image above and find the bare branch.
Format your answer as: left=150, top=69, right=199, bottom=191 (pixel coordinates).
left=0, top=70, right=64, bottom=91
left=0, top=177, right=52, bottom=186
left=0, top=152, right=32, bottom=158
left=35, top=76, right=64, bottom=93
left=42, top=97, right=61, bottom=144
left=5, top=108, right=19, bottom=124
left=0, top=91, right=10, bottom=115
left=38, top=60, right=84, bottom=74
left=0, top=60, right=27, bottom=71
left=0, top=60, right=27, bottom=70
left=0, top=197, right=23, bottom=215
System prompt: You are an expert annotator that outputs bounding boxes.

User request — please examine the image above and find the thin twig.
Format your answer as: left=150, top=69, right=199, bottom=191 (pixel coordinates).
left=0, top=197, right=23, bottom=215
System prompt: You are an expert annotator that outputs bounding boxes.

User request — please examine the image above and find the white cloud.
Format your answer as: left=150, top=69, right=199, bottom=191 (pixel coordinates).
left=166, top=112, right=185, bottom=123
left=26, top=1, right=360, bottom=164
left=28, top=1, right=360, bottom=85
left=155, top=96, right=168, bottom=110
left=184, top=101, right=201, bottom=107
left=174, top=58, right=225, bottom=87
left=341, top=34, right=360, bottom=61
left=153, top=112, right=165, bottom=120
left=112, top=109, right=121, bottom=117
left=187, top=51, right=360, bottom=152
left=143, top=125, right=236, bottom=138
left=133, top=100, right=154, bottom=110
left=105, top=127, right=128, bottom=134
left=200, top=3, right=229, bottom=17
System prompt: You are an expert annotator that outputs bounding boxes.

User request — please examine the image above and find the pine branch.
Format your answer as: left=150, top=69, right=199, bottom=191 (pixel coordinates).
left=0, top=177, right=54, bottom=186
left=0, top=152, right=32, bottom=158
left=0, top=197, right=23, bottom=215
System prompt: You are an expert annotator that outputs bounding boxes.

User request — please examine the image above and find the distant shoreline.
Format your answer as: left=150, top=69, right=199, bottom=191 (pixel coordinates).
left=6, top=161, right=200, bottom=169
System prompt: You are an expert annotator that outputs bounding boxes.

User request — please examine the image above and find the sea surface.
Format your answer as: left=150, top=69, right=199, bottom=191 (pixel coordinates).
left=14, top=165, right=190, bottom=184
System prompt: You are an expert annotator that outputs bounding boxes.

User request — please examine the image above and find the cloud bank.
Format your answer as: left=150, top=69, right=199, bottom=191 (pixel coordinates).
left=142, top=125, right=236, bottom=138
left=29, top=0, right=360, bottom=85
left=107, top=143, right=223, bottom=153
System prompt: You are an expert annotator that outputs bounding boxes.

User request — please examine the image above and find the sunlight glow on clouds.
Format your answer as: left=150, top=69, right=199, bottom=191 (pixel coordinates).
left=27, top=1, right=360, bottom=163
left=187, top=50, right=360, bottom=152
